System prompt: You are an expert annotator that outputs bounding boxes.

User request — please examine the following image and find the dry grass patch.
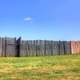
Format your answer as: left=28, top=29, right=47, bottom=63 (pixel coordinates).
left=0, top=55, right=80, bottom=80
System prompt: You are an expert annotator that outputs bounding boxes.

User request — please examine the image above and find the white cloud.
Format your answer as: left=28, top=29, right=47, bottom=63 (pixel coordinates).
left=24, top=17, right=32, bottom=21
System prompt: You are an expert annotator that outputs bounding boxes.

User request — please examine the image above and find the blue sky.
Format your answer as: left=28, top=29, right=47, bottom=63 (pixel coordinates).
left=0, top=0, right=80, bottom=40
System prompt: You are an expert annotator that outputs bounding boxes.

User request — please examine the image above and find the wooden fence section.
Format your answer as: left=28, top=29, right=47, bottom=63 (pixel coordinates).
left=0, top=37, right=8, bottom=57
left=59, top=41, right=65, bottom=55
left=0, top=37, right=17, bottom=57
left=51, top=41, right=59, bottom=55
left=0, top=37, right=80, bottom=57
left=64, top=41, right=71, bottom=55
left=71, top=41, right=80, bottom=54
left=20, top=40, right=72, bottom=56
left=5, top=37, right=17, bottom=57
left=0, top=37, right=2, bottom=56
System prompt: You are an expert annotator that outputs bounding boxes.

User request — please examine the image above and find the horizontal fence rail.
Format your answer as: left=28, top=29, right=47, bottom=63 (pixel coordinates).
left=0, top=37, right=80, bottom=57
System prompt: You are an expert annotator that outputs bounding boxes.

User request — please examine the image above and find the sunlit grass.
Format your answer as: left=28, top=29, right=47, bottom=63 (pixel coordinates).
left=0, top=55, right=80, bottom=80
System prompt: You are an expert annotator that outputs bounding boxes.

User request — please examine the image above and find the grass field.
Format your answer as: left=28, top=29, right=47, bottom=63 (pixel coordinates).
left=0, top=55, right=80, bottom=80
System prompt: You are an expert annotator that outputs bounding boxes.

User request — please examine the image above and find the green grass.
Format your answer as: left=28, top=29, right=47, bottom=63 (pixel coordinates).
left=0, top=55, right=80, bottom=80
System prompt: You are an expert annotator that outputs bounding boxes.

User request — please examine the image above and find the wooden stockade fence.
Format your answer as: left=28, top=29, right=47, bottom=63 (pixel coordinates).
left=0, top=37, right=17, bottom=57
left=0, top=37, right=80, bottom=57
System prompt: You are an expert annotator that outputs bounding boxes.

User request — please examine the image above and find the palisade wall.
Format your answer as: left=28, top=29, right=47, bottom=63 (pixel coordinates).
left=0, top=37, right=17, bottom=57
left=0, top=37, right=80, bottom=57
left=71, top=41, right=80, bottom=54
